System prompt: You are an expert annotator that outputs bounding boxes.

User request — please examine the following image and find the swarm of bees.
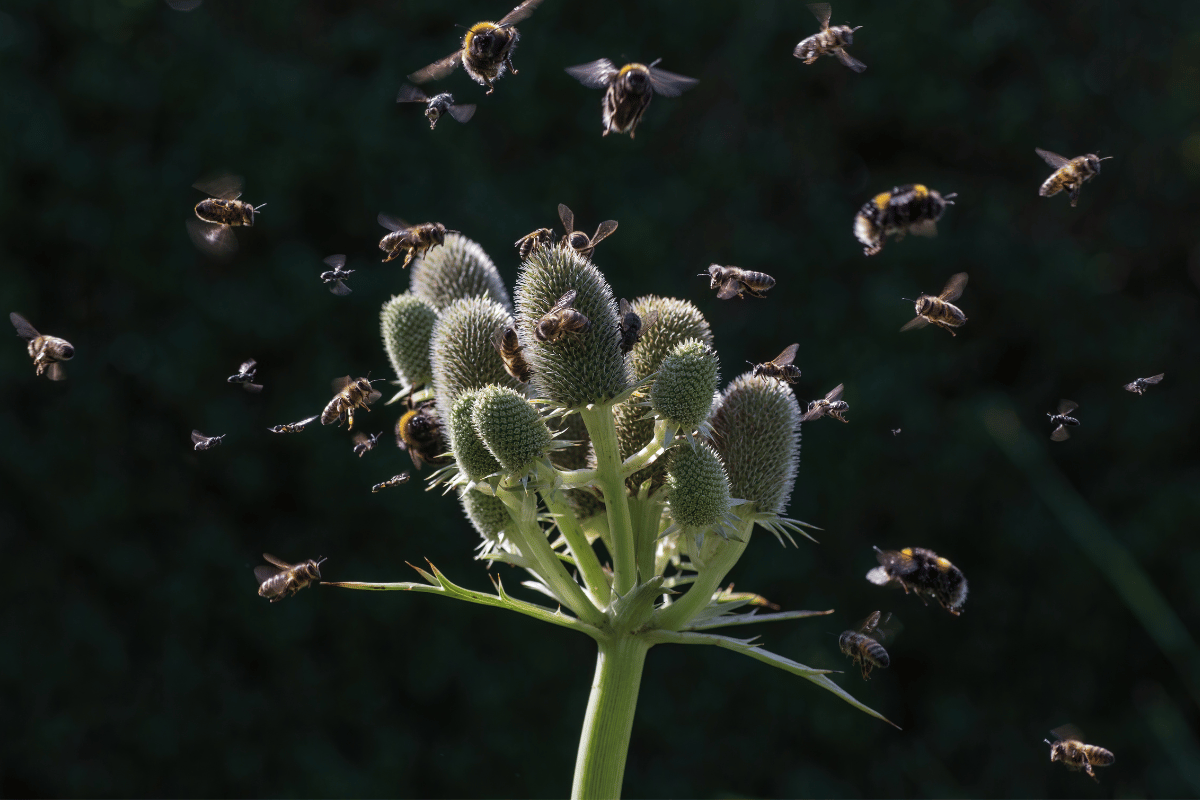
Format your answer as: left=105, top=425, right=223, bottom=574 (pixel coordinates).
left=396, top=84, right=477, bottom=130
left=1045, top=725, right=1115, bottom=782
left=407, top=0, right=545, bottom=94
left=752, top=343, right=801, bottom=383
left=839, top=610, right=897, bottom=680
left=535, top=290, right=591, bottom=343
left=794, top=3, right=866, bottom=73
left=396, top=400, right=450, bottom=470
left=1036, top=149, right=1111, bottom=207
left=186, top=174, right=265, bottom=259
left=800, top=383, right=849, bottom=423
left=565, top=58, right=699, bottom=138
left=1047, top=399, right=1081, bottom=441
left=901, top=272, right=969, bottom=337
left=854, top=184, right=955, bottom=256
left=378, top=215, right=452, bottom=268
left=866, top=546, right=968, bottom=616
left=191, top=431, right=225, bottom=451
left=323, top=375, right=383, bottom=429
left=11, top=312, right=74, bottom=380
left=320, top=254, right=354, bottom=296
left=255, top=554, right=325, bottom=602
left=702, top=264, right=776, bottom=300
left=227, top=359, right=262, bottom=393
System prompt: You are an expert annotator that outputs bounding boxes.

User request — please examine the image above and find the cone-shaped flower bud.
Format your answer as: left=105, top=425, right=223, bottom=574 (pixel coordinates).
left=710, top=371, right=802, bottom=516
left=515, top=245, right=628, bottom=408
left=626, top=296, right=714, bottom=382
left=449, top=390, right=502, bottom=482
left=410, top=233, right=511, bottom=312
left=666, top=441, right=732, bottom=530
left=429, top=297, right=520, bottom=426
left=380, top=292, right=437, bottom=387
left=650, top=340, right=719, bottom=432
left=472, top=384, right=553, bottom=475
left=460, top=487, right=509, bottom=545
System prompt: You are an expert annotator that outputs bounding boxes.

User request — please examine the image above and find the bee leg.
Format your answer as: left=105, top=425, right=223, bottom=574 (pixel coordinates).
left=402, top=249, right=415, bottom=269
left=861, top=661, right=871, bottom=680
left=506, top=55, right=518, bottom=75
left=1068, top=186, right=1081, bottom=207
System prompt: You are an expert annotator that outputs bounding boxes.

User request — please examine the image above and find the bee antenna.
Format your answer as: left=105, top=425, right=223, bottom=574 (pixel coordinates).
left=850, top=25, right=863, bottom=31
left=900, top=297, right=915, bottom=303
left=253, top=203, right=268, bottom=212
left=316, top=556, right=328, bottom=566
left=942, top=193, right=958, bottom=203
left=648, top=57, right=663, bottom=68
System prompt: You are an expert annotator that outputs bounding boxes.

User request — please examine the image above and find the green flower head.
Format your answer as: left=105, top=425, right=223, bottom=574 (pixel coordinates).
left=650, top=339, right=719, bottom=434
left=471, top=384, right=554, bottom=476
left=380, top=292, right=437, bottom=388
left=429, top=297, right=521, bottom=425
left=449, top=389, right=503, bottom=483
left=410, top=232, right=511, bottom=312
left=666, top=440, right=732, bottom=530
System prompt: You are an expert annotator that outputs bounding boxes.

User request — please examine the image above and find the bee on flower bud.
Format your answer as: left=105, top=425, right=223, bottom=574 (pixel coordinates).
left=535, top=290, right=592, bottom=343
left=396, top=400, right=450, bottom=470
left=494, top=325, right=533, bottom=383
left=618, top=299, right=658, bottom=355
left=557, top=204, right=617, bottom=260
left=514, top=227, right=554, bottom=260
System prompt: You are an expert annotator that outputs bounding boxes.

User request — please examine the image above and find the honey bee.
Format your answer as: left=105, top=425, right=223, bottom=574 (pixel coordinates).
left=1123, top=373, right=1164, bottom=395
left=352, top=431, right=383, bottom=458
left=854, top=183, right=956, bottom=256
left=226, top=358, right=262, bottom=393
left=322, top=376, right=383, bottom=429
left=255, top=553, right=325, bottom=602
left=891, top=428, right=901, bottom=436
left=702, top=264, right=777, bottom=300
left=901, top=272, right=968, bottom=336
left=267, top=414, right=320, bottom=434
left=378, top=214, right=452, bottom=268
left=494, top=325, right=533, bottom=383
left=866, top=546, right=968, bottom=615
left=320, top=254, right=354, bottom=296
left=793, top=3, right=866, bottom=73
left=1036, top=149, right=1112, bottom=207
left=372, top=473, right=411, bottom=493
left=407, top=0, right=545, bottom=95
left=839, top=610, right=897, bottom=680
left=751, top=343, right=801, bottom=383
left=396, top=400, right=450, bottom=470
left=557, top=204, right=618, bottom=259
left=186, top=174, right=265, bottom=259
left=1045, top=725, right=1114, bottom=782
left=534, top=289, right=592, bottom=343
left=564, top=58, right=699, bottom=138
left=395, top=84, right=477, bottom=130
left=800, top=384, right=849, bottom=423
left=618, top=299, right=658, bottom=355
left=191, top=430, right=225, bottom=451
left=1048, top=399, right=1080, bottom=441
left=514, top=227, right=554, bottom=260
left=10, top=312, right=74, bottom=380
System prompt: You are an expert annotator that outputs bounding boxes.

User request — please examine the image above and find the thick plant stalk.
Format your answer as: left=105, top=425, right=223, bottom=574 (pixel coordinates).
left=581, top=405, right=637, bottom=596
left=572, top=635, right=651, bottom=800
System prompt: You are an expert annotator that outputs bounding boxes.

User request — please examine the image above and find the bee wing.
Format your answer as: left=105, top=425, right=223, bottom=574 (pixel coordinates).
left=1057, top=399, right=1079, bottom=415
left=352, top=431, right=370, bottom=446
left=239, top=358, right=257, bottom=373
left=1144, top=373, right=1165, bottom=384
left=641, top=309, right=659, bottom=334
left=46, top=362, right=67, bottom=381
left=872, top=612, right=904, bottom=644
left=408, top=50, right=462, bottom=84
left=377, top=212, right=409, bottom=233
left=807, top=2, right=832, bottom=28
left=1050, top=425, right=1071, bottom=441
left=243, top=382, right=263, bottom=393
left=557, top=203, right=575, bottom=235
left=331, top=375, right=353, bottom=393
left=447, top=103, right=477, bottom=123
left=939, top=273, right=968, bottom=302
left=909, top=219, right=939, bottom=237
left=771, top=343, right=800, bottom=367
left=498, top=0, right=545, bottom=27
left=855, top=610, right=883, bottom=633
left=1049, top=723, right=1087, bottom=743
left=551, top=289, right=578, bottom=312
left=165, top=0, right=203, bottom=10
left=191, top=430, right=209, bottom=444
left=367, top=390, right=383, bottom=404
left=10, top=312, right=39, bottom=341
left=1035, top=148, right=1071, bottom=169
left=192, top=173, right=244, bottom=200
left=253, top=564, right=283, bottom=584
left=647, top=65, right=699, bottom=98
left=395, top=83, right=429, bottom=104
left=590, top=219, right=619, bottom=245
left=330, top=281, right=352, bottom=296
left=899, top=315, right=930, bottom=333
left=716, top=278, right=743, bottom=300
left=185, top=217, right=238, bottom=259
left=296, top=415, right=320, bottom=428
left=799, top=404, right=825, bottom=422
left=824, top=383, right=845, bottom=403
left=834, top=48, right=868, bottom=73
left=323, top=254, right=346, bottom=269
left=564, top=58, right=619, bottom=89
left=262, top=553, right=296, bottom=570
left=619, top=298, right=633, bottom=318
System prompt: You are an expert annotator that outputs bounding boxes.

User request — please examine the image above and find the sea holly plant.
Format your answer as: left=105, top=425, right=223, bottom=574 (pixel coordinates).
left=333, top=232, right=896, bottom=799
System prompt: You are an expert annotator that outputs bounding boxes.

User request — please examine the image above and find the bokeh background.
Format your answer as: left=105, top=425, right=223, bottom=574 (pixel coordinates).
left=3, top=0, right=1200, bottom=796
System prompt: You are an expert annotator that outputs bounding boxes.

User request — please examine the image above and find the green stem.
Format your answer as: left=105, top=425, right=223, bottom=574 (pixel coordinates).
left=620, top=419, right=675, bottom=478
left=572, top=634, right=651, bottom=800
left=536, top=462, right=612, bottom=606
left=629, top=496, right=664, bottom=585
left=653, top=516, right=752, bottom=631
left=581, top=405, right=637, bottom=596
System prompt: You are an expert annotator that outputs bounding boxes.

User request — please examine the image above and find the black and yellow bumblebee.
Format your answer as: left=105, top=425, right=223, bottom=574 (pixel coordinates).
left=564, top=58, right=698, bottom=138
left=186, top=173, right=265, bottom=259
left=407, top=0, right=545, bottom=95
left=10, top=312, right=74, bottom=381
left=854, top=183, right=956, bottom=256
left=1036, top=149, right=1111, bottom=207
left=866, top=546, right=968, bottom=616
left=395, top=84, right=477, bottom=130
left=396, top=400, right=451, bottom=470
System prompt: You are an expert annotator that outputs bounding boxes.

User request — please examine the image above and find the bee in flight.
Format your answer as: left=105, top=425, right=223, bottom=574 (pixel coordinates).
left=534, top=289, right=592, bottom=343
left=396, top=400, right=451, bottom=470
left=372, top=473, right=411, bottom=493
left=1123, top=373, right=1164, bottom=395
left=901, top=272, right=969, bottom=337
left=494, top=325, right=534, bottom=383
left=322, top=375, right=383, bottom=429
left=1045, top=725, right=1114, bottom=783
left=702, top=264, right=777, bottom=300
left=564, top=58, right=699, bottom=139
left=618, top=299, right=658, bottom=355
left=1047, top=399, right=1080, bottom=441
left=395, top=84, right=477, bottom=130
left=891, top=428, right=901, bottom=436
left=514, top=227, right=554, bottom=260
left=839, top=610, right=898, bottom=680
left=855, top=183, right=956, bottom=256
left=407, top=0, right=545, bottom=95
left=1036, top=149, right=1111, bottom=207
left=10, top=312, right=74, bottom=381
left=186, top=173, right=265, bottom=259
left=191, top=430, right=225, bottom=451
left=378, top=214, right=452, bottom=268
left=866, top=546, right=968, bottom=615
left=267, top=414, right=320, bottom=434
left=752, top=343, right=802, bottom=383
left=226, top=358, right=262, bottom=393
left=255, top=553, right=325, bottom=602
left=793, top=3, right=866, bottom=73
left=320, top=254, right=354, bottom=296
left=352, top=431, right=383, bottom=458
left=801, top=383, right=849, bottom=423
left=558, top=204, right=618, bottom=259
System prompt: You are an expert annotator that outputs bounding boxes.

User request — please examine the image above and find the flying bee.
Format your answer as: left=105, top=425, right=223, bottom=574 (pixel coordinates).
left=352, top=431, right=383, bottom=458
left=372, top=473, right=411, bottom=493
left=254, top=553, right=325, bottom=602
left=564, top=58, right=699, bottom=139
left=557, top=204, right=618, bottom=259
left=494, top=325, right=533, bottom=383
left=226, top=358, right=262, bottom=393
left=1045, top=725, right=1115, bottom=783
left=378, top=214, right=453, bottom=268
left=800, top=384, right=849, bottom=423
left=866, top=546, right=968, bottom=615
left=319, top=254, right=354, bottom=296
left=396, top=400, right=451, bottom=470
left=901, top=272, right=969, bottom=336
left=793, top=3, right=866, bottom=73
left=1124, top=373, right=1164, bottom=395
left=186, top=173, right=265, bottom=259
left=618, top=299, right=658, bottom=355
left=855, top=183, right=956, bottom=256
left=267, top=414, right=319, bottom=434
left=191, top=430, right=225, bottom=451
left=407, top=0, right=545, bottom=95
left=702, top=264, right=777, bottom=300
left=10, top=312, right=74, bottom=380
left=839, top=611, right=898, bottom=680
left=1036, top=149, right=1112, bottom=207
left=395, top=84, right=477, bottom=130
left=515, top=227, right=554, bottom=260
left=322, top=375, right=383, bottom=429
left=1048, top=399, right=1081, bottom=441
left=891, top=428, right=901, bottom=436
left=534, top=289, right=592, bottom=343
left=752, top=343, right=802, bottom=383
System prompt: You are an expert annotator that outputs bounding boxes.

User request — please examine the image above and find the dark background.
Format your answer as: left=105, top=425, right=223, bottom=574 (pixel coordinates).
left=3, top=0, right=1199, bottom=796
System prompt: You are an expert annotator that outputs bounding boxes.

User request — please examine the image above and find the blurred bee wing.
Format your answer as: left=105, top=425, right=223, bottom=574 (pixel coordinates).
left=1050, top=425, right=1071, bottom=442
left=1057, top=399, right=1079, bottom=415
left=909, top=219, right=938, bottom=237
left=834, top=48, right=867, bottom=73
left=46, top=362, right=67, bottom=381
left=329, top=281, right=352, bottom=296
left=192, top=172, right=244, bottom=200
left=253, top=564, right=282, bottom=584
left=557, top=203, right=575, bottom=235
left=551, top=289, right=578, bottom=311
left=824, top=383, right=845, bottom=403
left=395, top=83, right=429, bottom=104
left=1144, top=373, right=1165, bottom=384
left=377, top=212, right=409, bottom=232
left=191, top=430, right=208, bottom=444
left=854, top=610, right=883, bottom=633
left=243, top=382, right=263, bottom=393
left=1122, top=380, right=1139, bottom=393
left=564, top=58, right=619, bottom=89
left=647, top=66, right=699, bottom=98
left=186, top=217, right=238, bottom=259
left=352, top=432, right=370, bottom=446
left=165, top=0, right=203, bottom=10
left=772, top=343, right=800, bottom=367
left=641, top=309, right=659, bottom=333
left=447, top=103, right=477, bottom=123
left=872, top=612, right=903, bottom=643
left=1035, top=148, right=1071, bottom=169
left=498, top=0, right=545, bottom=26
left=799, top=404, right=824, bottom=422
left=331, top=375, right=353, bottom=393
left=590, top=219, right=619, bottom=245
left=408, top=51, right=462, bottom=84
left=10, top=312, right=39, bottom=341
left=940, top=272, right=968, bottom=302
left=323, top=254, right=346, bottom=269
left=899, top=316, right=930, bottom=333
left=262, top=553, right=295, bottom=569
left=715, top=278, right=743, bottom=300
left=806, top=2, right=832, bottom=27
left=238, top=358, right=257, bottom=372
left=367, top=390, right=383, bottom=404
left=1049, top=723, right=1087, bottom=742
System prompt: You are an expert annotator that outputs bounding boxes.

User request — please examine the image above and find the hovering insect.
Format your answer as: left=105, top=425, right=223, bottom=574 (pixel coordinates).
left=564, top=58, right=699, bottom=138
left=855, top=183, right=956, bottom=256
left=891, top=428, right=901, bottom=436
left=901, top=272, right=969, bottom=336
left=186, top=173, right=265, bottom=259
left=618, top=299, right=658, bottom=355
left=255, top=554, right=325, bottom=602
left=557, top=204, right=618, bottom=259
left=1045, top=726, right=1115, bottom=783
left=494, top=325, right=533, bottom=383
left=395, top=84, right=477, bottom=130
left=351, top=431, right=383, bottom=458
left=702, top=264, right=777, bottom=300
left=793, top=3, right=866, bottom=73
left=10, top=312, right=74, bottom=381
left=226, top=358, right=262, bottom=393
left=1036, top=149, right=1111, bottom=207
left=800, top=384, right=849, bottom=423
left=1123, top=373, right=1164, bottom=395
left=378, top=214, right=452, bottom=268
left=752, top=343, right=802, bottom=383
left=407, top=0, right=545, bottom=95
left=534, top=289, right=592, bottom=343
left=839, top=611, right=897, bottom=680
left=191, top=430, right=225, bottom=451
left=267, top=415, right=320, bottom=434
left=322, top=376, right=383, bottom=429
left=514, top=227, right=554, bottom=260
left=319, top=254, right=354, bottom=296
left=866, top=546, right=968, bottom=615
left=1048, top=399, right=1081, bottom=441
left=396, top=400, right=450, bottom=470
left=372, top=473, right=411, bottom=493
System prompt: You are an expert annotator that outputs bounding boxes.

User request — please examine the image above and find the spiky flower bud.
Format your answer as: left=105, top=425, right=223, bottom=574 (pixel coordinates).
left=710, top=371, right=802, bottom=516
left=410, top=233, right=511, bottom=312
left=666, top=441, right=732, bottom=529
left=380, top=292, right=437, bottom=387
left=429, top=297, right=520, bottom=425
left=460, top=487, right=508, bottom=545
left=650, top=340, right=719, bottom=432
left=472, top=384, right=553, bottom=475
left=449, top=390, right=502, bottom=482
left=515, top=245, right=628, bottom=408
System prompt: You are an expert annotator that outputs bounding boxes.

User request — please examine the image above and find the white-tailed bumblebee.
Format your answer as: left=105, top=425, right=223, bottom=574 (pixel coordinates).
left=866, top=546, right=967, bottom=615
left=752, top=343, right=801, bottom=383
left=186, top=174, right=265, bottom=259
left=618, top=299, right=658, bottom=355
left=564, top=58, right=698, bottom=138
left=352, top=431, right=383, bottom=458
left=191, top=430, right=225, bottom=451
left=1123, top=373, right=1164, bottom=395
left=854, top=183, right=955, bottom=256
left=320, top=254, right=354, bottom=296
left=702, top=264, right=777, bottom=300
left=1048, top=399, right=1080, bottom=441
left=839, top=610, right=897, bottom=680
left=558, top=204, right=617, bottom=259
left=515, top=227, right=554, bottom=260
left=396, top=84, right=477, bottom=130
left=534, top=289, right=592, bottom=343
left=494, top=325, right=534, bottom=383
left=378, top=214, right=451, bottom=268
left=372, top=473, right=411, bottom=493
left=793, top=3, right=866, bottom=73
left=268, top=415, right=320, bottom=434
left=1045, top=725, right=1115, bottom=783
left=901, top=272, right=968, bottom=336
left=1036, top=149, right=1111, bottom=207
left=10, top=312, right=74, bottom=381
left=323, top=376, right=383, bottom=429
left=396, top=400, right=450, bottom=470
left=227, top=358, right=262, bottom=393
left=800, top=383, right=848, bottom=422
left=255, top=554, right=325, bottom=602
left=407, top=0, right=545, bottom=95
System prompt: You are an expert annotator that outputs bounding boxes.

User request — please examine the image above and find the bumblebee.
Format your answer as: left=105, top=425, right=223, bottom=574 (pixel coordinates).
left=372, top=473, right=411, bottom=493
left=10, top=312, right=74, bottom=381
left=320, top=254, right=354, bottom=296
left=534, top=289, right=592, bottom=343
left=186, top=173, right=265, bottom=259
left=866, top=546, right=967, bottom=615
left=494, top=325, right=533, bottom=383
left=191, top=430, right=225, bottom=451
left=255, top=554, right=325, bottom=602
left=618, top=299, right=658, bottom=355
left=396, top=400, right=451, bottom=470
left=515, top=227, right=554, bottom=260
left=395, top=84, right=477, bottom=130
left=752, top=343, right=802, bottom=383
left=901, top=272, right=968, bottom=336
left=854, top=183, right=956, bottom=256
left=407, top=0, right=545, bottom=95
left=378, top=214, right=451, bottom=268
left=1124, top=373, right=1164, bottom=395
left=793, top=3, right=866, bottom=73
left=800, top=383, right=849, bottom=423
left=227, top=358, right=262, bottom=393
left=322, top=375, right=382, bottom=429
left=352, top=431, right=383, bottom=458
left=1048, top=399, right=1080, bottom=442
left=1036, top=149, right=1111, bottom=207
left=1045, top=725, right=1115, bottom=783
left=702, top=264, right=776, bottom=300
left=564, top=58, right=699, bottom=139
left=839, top=611, right=897, bottom=680
left=267, top=415, right=319, bottom=434
left=558, top=204, right=618, bottom=259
